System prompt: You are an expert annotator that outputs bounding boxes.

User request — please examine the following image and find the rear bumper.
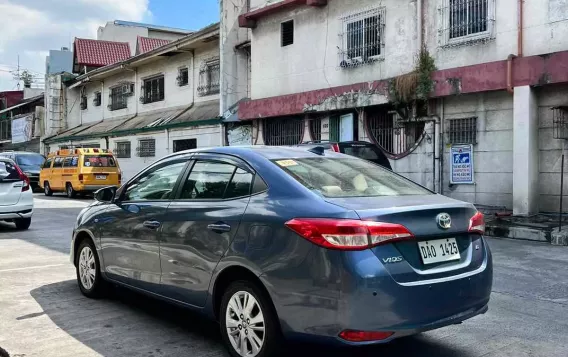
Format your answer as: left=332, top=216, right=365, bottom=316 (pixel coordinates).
left=262, top=238, right=493, bottom=345
left=0, top=207, right=33, bottom=220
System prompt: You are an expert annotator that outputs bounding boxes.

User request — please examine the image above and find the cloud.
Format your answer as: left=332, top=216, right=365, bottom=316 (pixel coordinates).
left=0, top=0, right=151, bottom=91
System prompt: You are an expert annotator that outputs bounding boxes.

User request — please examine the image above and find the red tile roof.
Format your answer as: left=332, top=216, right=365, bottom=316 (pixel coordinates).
left=136, top=36, right=171, bottom=55
left=74, top=38, right=131, bottom=67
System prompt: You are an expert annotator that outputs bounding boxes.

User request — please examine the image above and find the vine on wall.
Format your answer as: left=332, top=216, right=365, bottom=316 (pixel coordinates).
left=388, top=46, right=436, bottom=120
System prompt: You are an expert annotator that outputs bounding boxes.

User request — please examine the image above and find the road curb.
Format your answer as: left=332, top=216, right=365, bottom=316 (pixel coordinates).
left=485, top=221, right=568, bottom=246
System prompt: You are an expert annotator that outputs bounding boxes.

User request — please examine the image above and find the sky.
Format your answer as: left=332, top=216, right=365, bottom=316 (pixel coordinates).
left=0, top=0, right=220, bottom=91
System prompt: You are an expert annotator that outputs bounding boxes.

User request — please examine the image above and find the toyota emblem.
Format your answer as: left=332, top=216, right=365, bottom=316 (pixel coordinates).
left=436, top=213, right=452, bottom=229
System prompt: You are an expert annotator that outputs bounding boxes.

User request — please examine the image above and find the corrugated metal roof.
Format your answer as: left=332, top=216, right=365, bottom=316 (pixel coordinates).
left=170, top=100, right=220, bottom=125
left=111, top=106, right=188, bottom=131
left=136, top=36, right=172, bottom=55
left=44, top=114, right=134, bottom=143
left=74, top=38, right=131, bottom=67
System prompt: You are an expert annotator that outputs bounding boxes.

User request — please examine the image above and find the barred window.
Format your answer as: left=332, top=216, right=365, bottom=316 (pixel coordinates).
left=439, top=0, right=495, bottom=47
left=142, top=75, right=165, bottom=104
left=447, top=117, right=477, bottom=144
left=281, top=20, right=294, bottom=47
left=109, top=84, right=133, bottom=111
left=80, top=94, right=87, bottom=110
left=338, top=7, right=385, bottom=68
left=137, top=139, right=156, bottom=157
left=115, top=141, right=131, bottom=158
left=177, top=67, right=189, bottom=86
left=197, top=58, right=220, bottom=96
left=263, top=117, right=304, bottom=146
left=309, top=118, right=322, bottom=142
left=93, top=92, right=101, bottom=106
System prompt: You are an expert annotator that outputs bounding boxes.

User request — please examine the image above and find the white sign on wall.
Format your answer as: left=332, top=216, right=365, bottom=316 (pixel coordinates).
left=227, top=125, right=252, bottom=146
left=450, top=144, right=474, bottom=184
left=11, top=115, right=33, bottom=144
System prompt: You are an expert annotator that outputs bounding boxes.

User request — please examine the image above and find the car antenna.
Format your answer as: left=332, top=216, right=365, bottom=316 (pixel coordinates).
left=308, top=146, right=325, bottom=156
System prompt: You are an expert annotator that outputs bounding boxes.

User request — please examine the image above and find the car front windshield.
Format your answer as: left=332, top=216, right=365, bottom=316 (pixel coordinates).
left=84, top=155, right=116, bottom=167
left=16, top=154, right=45, bottom=167
left=273, top=157, right=431, bottom=197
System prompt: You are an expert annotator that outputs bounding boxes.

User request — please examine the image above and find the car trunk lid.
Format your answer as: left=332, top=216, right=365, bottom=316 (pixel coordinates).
left=325, top=194, right=486, bottom=284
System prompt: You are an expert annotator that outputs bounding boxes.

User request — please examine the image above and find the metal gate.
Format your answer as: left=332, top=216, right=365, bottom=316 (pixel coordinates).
left=309, top=118, right=322, bottom=142
left=263, top=117, right=305, bottom=146
left=329, top=115, right=340, bottom=142
left=366, top=107, right=425, bottom=159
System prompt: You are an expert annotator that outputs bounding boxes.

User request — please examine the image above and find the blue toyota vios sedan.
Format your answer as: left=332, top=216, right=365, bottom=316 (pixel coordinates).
left=71, top=146, right=492, bottom=357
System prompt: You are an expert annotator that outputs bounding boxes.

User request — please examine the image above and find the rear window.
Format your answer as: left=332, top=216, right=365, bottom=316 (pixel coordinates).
left=273, top=158, right=430, bottom=197
left=0, top=160, right=20, bottom=180
left=84, top=155, right=116, bottom=167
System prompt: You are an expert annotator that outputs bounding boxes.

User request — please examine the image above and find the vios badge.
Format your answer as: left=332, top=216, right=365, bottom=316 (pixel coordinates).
left=436, top=213, right=452, bottom=229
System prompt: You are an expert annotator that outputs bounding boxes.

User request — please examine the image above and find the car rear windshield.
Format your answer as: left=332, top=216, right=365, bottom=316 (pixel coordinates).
left=83, top=155, right=117, bottom=167
left=273, top=157, right=431, bottom=197
left=16, top=154, right=45, bottom=167
left=0, top=160, right=19, bottom=181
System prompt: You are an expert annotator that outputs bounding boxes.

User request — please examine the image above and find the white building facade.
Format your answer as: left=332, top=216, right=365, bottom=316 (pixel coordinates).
left=43, top=24, right=222, bottom=182
left=222, top=0, right=568, bottom=215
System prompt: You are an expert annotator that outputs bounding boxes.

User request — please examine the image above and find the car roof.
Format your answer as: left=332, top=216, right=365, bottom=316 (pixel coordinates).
left=169, top=145, right=348, bottom=161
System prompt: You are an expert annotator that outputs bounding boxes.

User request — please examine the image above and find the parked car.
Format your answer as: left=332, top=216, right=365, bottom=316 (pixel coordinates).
left=294, top=141, right=393, bottom=170
left=40, top=148, right=121, bottom=198
left=72, top=146, right=492, bottom=357
left=0, top=151, right=45, bottom=192
left=0, top=157, right=33, bottom=230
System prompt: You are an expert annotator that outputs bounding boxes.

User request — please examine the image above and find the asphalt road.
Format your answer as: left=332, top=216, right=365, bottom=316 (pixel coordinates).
left=0, top=195, right=567, bottom=357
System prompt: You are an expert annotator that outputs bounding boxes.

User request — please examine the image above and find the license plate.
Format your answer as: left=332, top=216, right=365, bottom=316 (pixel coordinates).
left=95, top=175, right=107, bottom=180
left=418, top=238, right=460, bottom=265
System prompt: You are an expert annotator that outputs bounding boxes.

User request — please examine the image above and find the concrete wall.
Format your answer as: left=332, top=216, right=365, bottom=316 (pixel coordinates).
left=536, top=84, right=568, bottom=213
left=98, top=22, right=148, bottom=56
left=46, top=49, right=73, bottom=75
left=220, top=0, right=252, bottom=112
left=440, top=91, right=514, bottom=209
left=246, top=0, right=568, bottom=100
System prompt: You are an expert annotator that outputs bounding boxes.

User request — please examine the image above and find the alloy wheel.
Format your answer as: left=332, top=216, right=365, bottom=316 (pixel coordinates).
left=78, top=246, right=96, bottom=290
left=225, top=291, right=266, bottom=357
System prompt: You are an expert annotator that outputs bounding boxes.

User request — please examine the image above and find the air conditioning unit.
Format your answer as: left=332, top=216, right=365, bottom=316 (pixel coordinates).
left=123, top=83, right=135, bottom=95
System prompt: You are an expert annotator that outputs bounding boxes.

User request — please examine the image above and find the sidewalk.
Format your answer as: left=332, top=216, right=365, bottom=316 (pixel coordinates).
left=483, top=210, right=568, bottom=246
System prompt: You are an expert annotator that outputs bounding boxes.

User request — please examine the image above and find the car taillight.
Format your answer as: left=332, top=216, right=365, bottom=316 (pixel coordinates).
left=339, top=330, right=394, bottom=342
left=469, top=212, right=485, bottom=234
left=14, top=165, right=30, bottom=192
left=331, top=143, right=340, bottom=152
left=78, top=174, right=84, bottom=182
left=285, top=218, right=413, bottom=250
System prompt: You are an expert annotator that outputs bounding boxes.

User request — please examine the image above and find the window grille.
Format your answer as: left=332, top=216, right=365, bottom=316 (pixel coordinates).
left=177, top=67, right=189, bottom=86
left=136, top=139, right=156, bottom=157
left=93, top=92, right=101, bottom=106
left=108, top=83, right=133, bottom=111
left=114, top=141, right=131, bottom=158
left=80, top=95, right=87, bottom=110
left=366, top=107, right=426, bottom=158
left=142, top=76, right=165, bottom=104
left=281, top=20, right=294, bottom=47
left=197, top=58, right=220, bottom=96
left=552, top=107, right=568, bottom=140
left=447, top=117, right=477, bottom=144
left=0, top=119, right=10, bottom=141
left=263, top=118, right=304, bottom=146
left=309, top=118, right=322, bottom=142
left=338, top=7, right=385, bottom=68
left=438, top=0, right=495, bottom=47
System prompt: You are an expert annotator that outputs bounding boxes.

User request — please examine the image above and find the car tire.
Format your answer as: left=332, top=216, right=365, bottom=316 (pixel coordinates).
left=15, top=218, right=31, bottom=230
left=66, top=183, right=77, bottom=198
left=220, top=280, right=282, bottom=357
left=44, top=181, right=53, bottom=196
left=76, top=239, right=106, bottom=298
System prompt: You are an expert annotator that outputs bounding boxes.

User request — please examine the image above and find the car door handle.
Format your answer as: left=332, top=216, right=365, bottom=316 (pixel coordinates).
left=143, top=221, right=161, bottom=229
left=207, top=223, right=231, bottom=233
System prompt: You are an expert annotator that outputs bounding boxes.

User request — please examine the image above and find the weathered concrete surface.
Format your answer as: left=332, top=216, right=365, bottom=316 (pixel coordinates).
left=551, top=227, right=568, bottom=246
left=0, top=195, right=567, bottom=356
left=485, top=214, right=568, bottom=244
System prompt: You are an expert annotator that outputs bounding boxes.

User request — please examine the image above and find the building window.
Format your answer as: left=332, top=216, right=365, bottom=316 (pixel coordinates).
left=281, top=20, right=294, bottom=47
left=447, top=117, right=477, bottom=144
left=439, top=0, right=495, bottom=47
left=263, top=117, right=304, bottom=146
left=0, top=119, right=11, bottom=141
left=309, top=118, right=322, bottom=142
left=177, top=67, right=189, bottom=86
left=80, top=94, right=87, bottom=110
left=197, top=58, right=220, bottom=96
left=338, top=7, right=385, bottom=68
left=173, top=139, right=197, bottom=153
left=366, top=107, right=426, bottom=159
left=142, top=75, right=165, bottom=104
left=136, top=139, right=156, bottom=157
left=109, top=83, right=133, bottom=111
left=115, top=141, right=131, bottom=158
left=93, top=92, right=101, bottom=106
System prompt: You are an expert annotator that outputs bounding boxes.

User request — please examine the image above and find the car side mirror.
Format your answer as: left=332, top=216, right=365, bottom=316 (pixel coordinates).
left=94, top=186, right=117, bottom=203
